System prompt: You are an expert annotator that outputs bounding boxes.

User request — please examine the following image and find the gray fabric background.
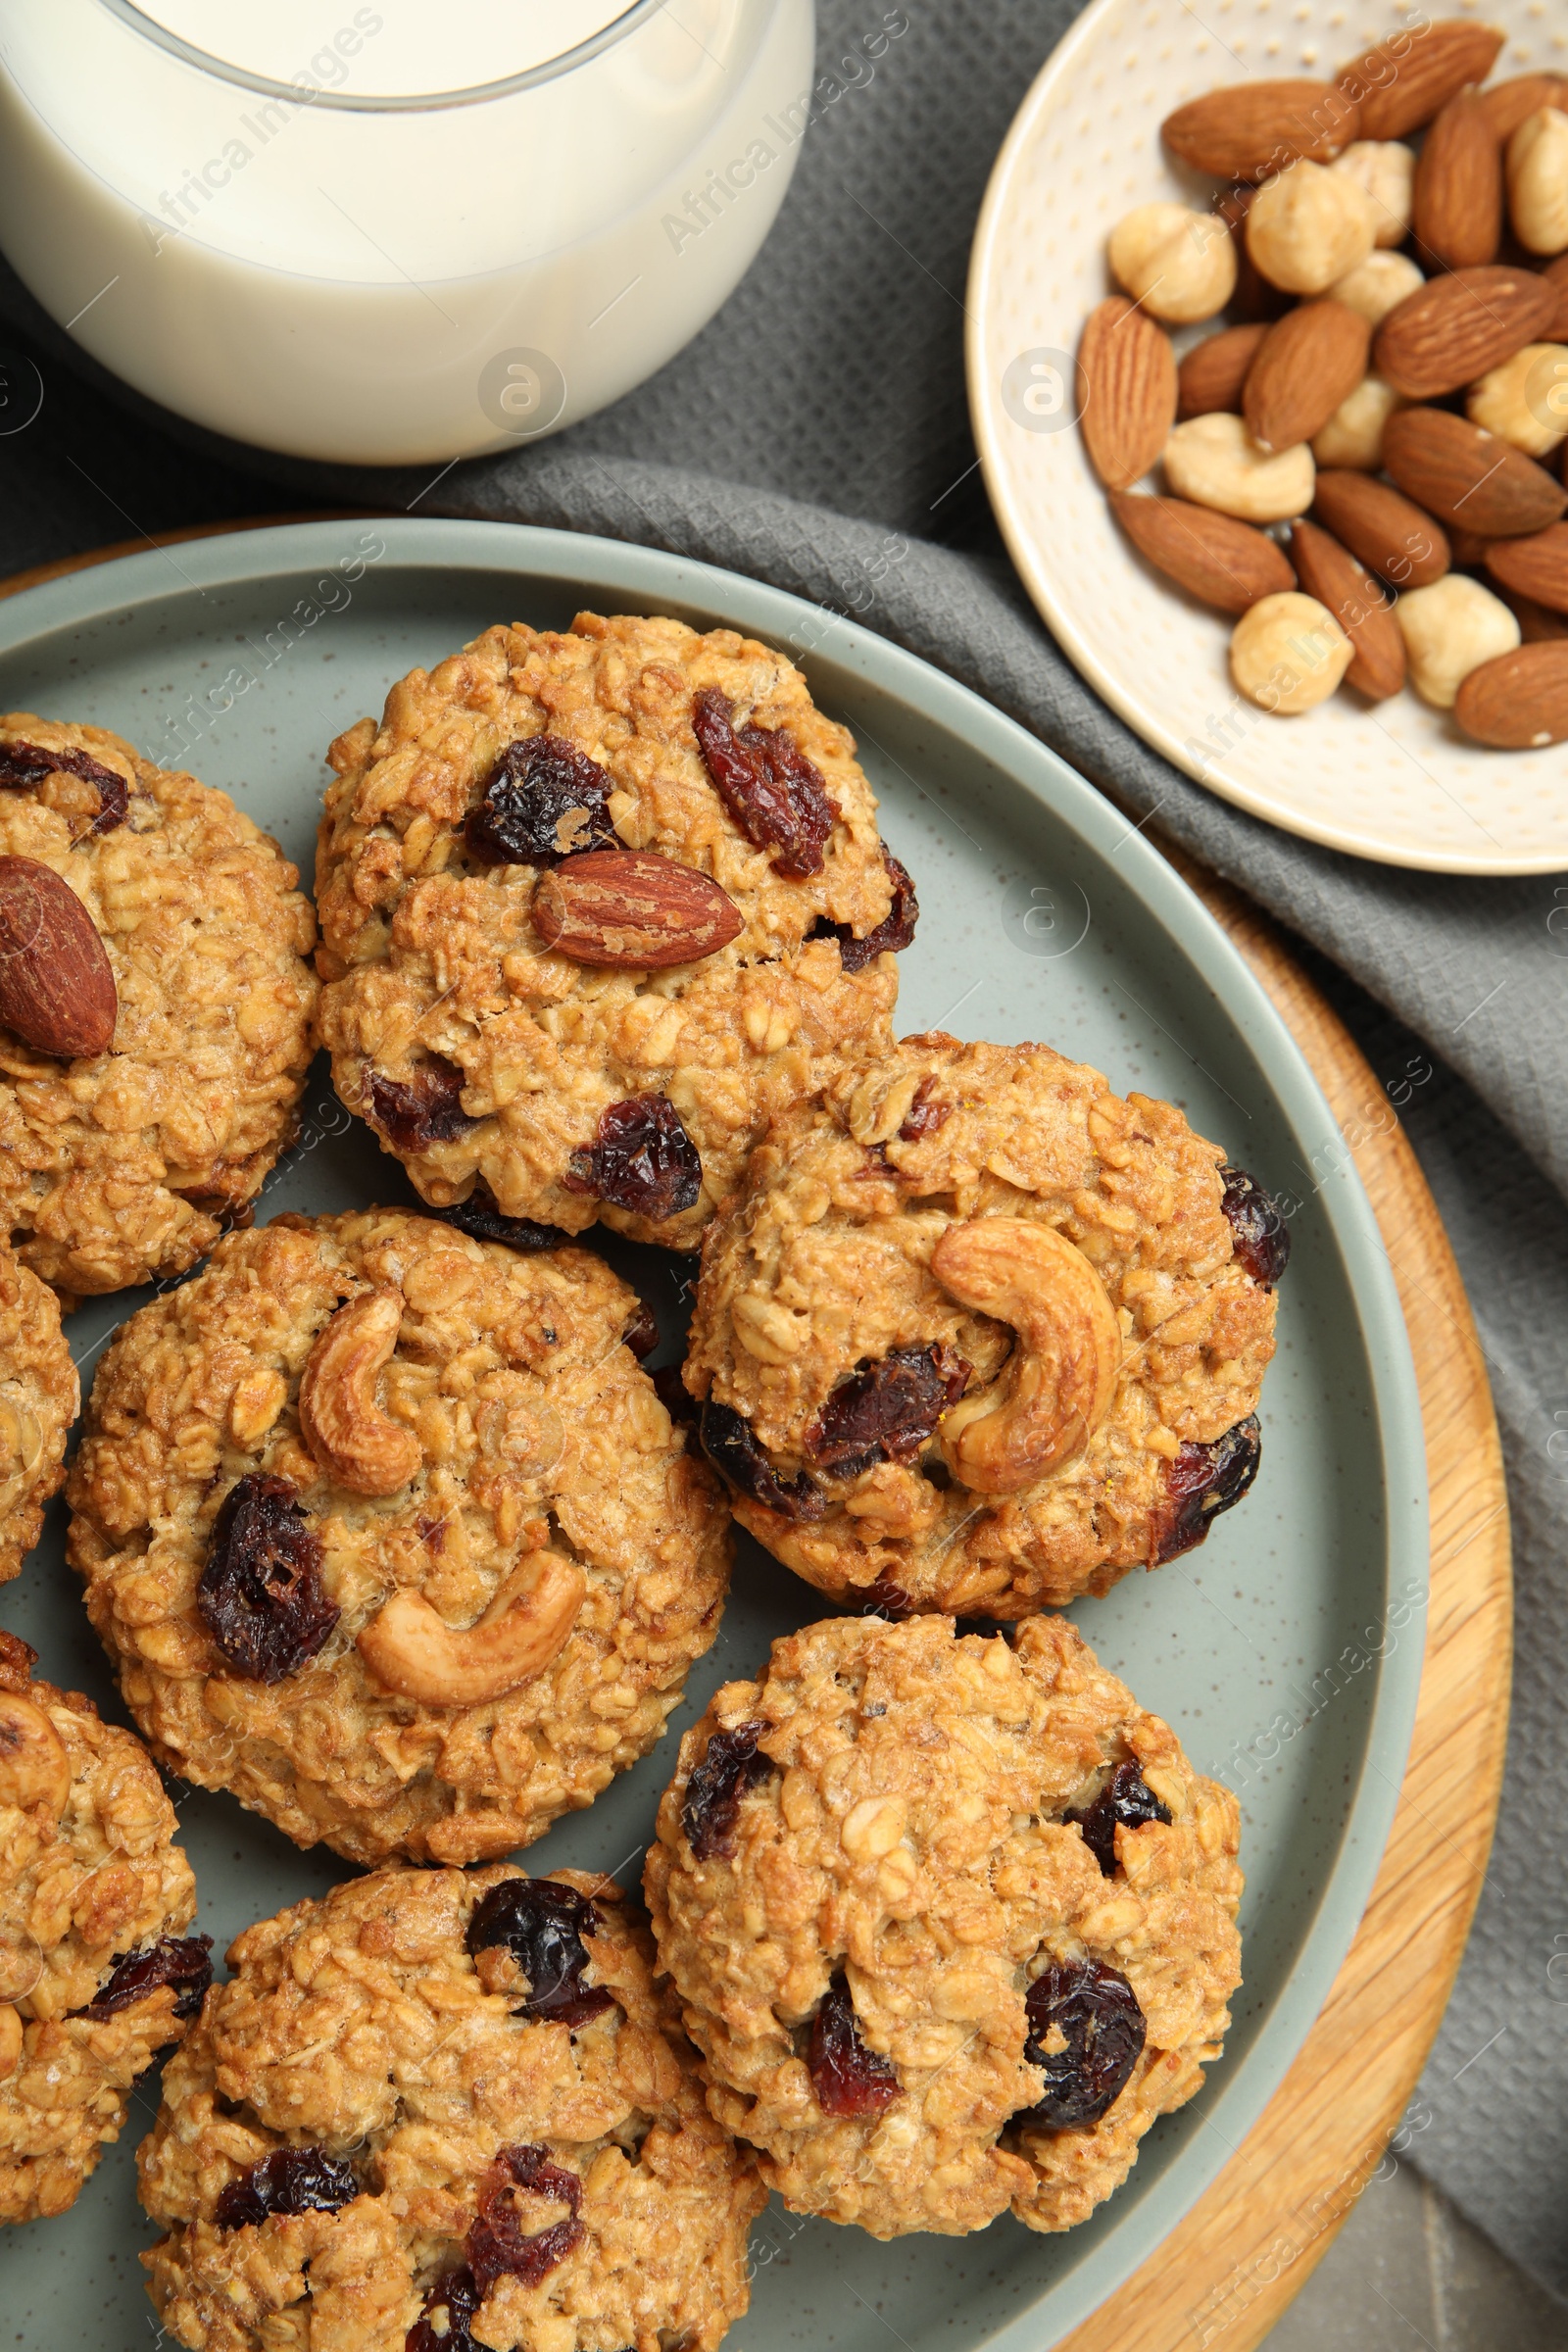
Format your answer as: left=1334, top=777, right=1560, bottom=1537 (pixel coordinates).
left=0, top=0, right=1563, bottom=2300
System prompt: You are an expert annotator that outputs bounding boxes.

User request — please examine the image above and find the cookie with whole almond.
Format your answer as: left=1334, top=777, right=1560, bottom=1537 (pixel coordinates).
left=312, top=613, right=912, bottom=1251
left=0, top=717, right=317, bottom=1298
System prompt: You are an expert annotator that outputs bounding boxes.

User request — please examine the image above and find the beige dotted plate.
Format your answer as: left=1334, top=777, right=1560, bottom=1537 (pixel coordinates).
left=966, top=0, right=1568, bottom=876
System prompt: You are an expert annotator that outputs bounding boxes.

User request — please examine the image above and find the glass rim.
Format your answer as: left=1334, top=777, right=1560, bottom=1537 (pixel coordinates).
left=96, top=0, right=670, bottom=111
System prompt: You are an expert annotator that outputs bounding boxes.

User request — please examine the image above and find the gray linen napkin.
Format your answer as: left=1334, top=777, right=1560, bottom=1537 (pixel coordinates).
left=0, top=0, right=1562, bottom=2299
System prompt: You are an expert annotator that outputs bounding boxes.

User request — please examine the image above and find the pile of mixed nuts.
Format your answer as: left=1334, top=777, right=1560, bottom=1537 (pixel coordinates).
left=1076, top=16, right=1568, bottom=748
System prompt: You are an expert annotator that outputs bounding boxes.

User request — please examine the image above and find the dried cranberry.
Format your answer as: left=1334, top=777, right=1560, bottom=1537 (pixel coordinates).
left=622, top=1301, right=659, bottom=1359
left=198, top=1473, right=338, bottom=1683
left=808, top=1974, right=899, bottom=2117
left=466, top=2144, right=583, bottom=2295
left=466, top=1879, right=614, bottom=2028
left=440, top=1181, right=568, bottom=1252
left=0, top=738, right=128, bottom=834
left=1015, top=1960, right=1146, bottom=2131
left=1153, top=1414, right=1262, bottom=1563
left=1219, top=1166, right=1292, bottom=1289
left=367, top=1058, right=476, bottom=1152
left=1065, top=1762, right=1172, bottom=1877
left=81, top=1935, right=213, bottom=2022
left=215, top=2146, right=360, bottom=2230
left=897, top=1074, right=950, bottom=1142
left=691, top=689, right=837, bottom=879
left=682, top=1721, right=776, bottom=1861
left=564, top=1094, right=702, bottom=1220
left=464, top=736, right=618, bottom=867
left=808, top=847, right=919, bottom=972
left=854, top=1576, right=915, bottom=1620
left=699, top=1400, right=826, bottom=1521
left=407, top=2267, right=481, bottom=2352
left=652, top=1363, right=698, bottom=1425
left=804, top=1343, right=969, bottom=1481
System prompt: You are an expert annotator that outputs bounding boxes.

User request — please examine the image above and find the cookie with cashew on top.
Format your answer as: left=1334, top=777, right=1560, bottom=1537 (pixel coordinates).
left=138, top=1862, right=766, bottom=2352
left=66, top=1208, right=732, bottom=1865
left=0, top=716, right=317, bottom=1299
left=645, top=1612, right=1243, bottom=2239
left=0, top=1237, right=77, bottom=1584
left=0, top=1632, right=211, bottom=2227
left=313, top=611, right=913, bottom=1250
left=683, top=1034, right=1287, bottom=1616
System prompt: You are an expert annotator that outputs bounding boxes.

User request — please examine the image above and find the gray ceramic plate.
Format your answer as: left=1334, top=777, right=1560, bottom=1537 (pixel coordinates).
left=0, top=520, right=1427, bottom=2350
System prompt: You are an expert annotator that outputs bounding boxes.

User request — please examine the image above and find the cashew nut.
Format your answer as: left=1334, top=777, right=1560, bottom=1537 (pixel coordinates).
left=0, top=1692, right=71, bottom=1816
left=356, top=1548, right=587, bottom=1706
left=1507, top=107, right=1568, bottom=257
left=1163, top=414, right=1315, bottom=523
left=1331, top=142, right=1414, bottom=248
left=929, top=1220, right=1120, bottom=1494
left=1107, top=203, right=1236, bottom=324
left=0, top=2004, right=21, bottom=2080
left=299, top=1290, right=422, bottom=1497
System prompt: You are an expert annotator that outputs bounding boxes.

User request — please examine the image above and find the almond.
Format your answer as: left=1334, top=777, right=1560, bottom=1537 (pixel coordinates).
left=1480, top=74, right=1568, bottom=144
left=1244, top=299, right=1370, bottom=451
left=532, top=850, right=743, bottom=967
left=1543, top=256, right=1568, bottom=343
left=1287, top=518, right=1406, bottom=698
left=1374, top=266, right=1560, bottom=398
left=1312, top=469, right=1451, bottom=586
left=1453, top=641, right=1568, bottom=744
left=1492, top=584, right=1568, bottom=641
left=0, top=857, right=116, bottom=1059
left=1338, top=20, right=1505, bottom=141
left=1161, top=80, right=1361, bottom=184
left=1484, top=520, right=1568, bottom=612
left=1178, top=322, right=1269, bottom=418
left=1109, top=491, right=1297, bottom=612
left=1411, top=93, right=1502, bottom=270
left=1382, top=407, right=1568, bottom=535
left=1078, top=297, right=1177, bottom=490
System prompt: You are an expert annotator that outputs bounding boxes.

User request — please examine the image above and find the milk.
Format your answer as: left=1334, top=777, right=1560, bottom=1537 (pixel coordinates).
left=0, top=0, right=814, bottom=465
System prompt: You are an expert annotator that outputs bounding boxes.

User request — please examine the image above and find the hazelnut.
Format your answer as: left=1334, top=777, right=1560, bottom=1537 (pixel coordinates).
left=1162, top=413, right=1315, bottom=523
left=1332, top=141, right=1416, bottom=248
left=1506, top=107, right=1568, bottom=257
left=1247, top=160, right=1378, bottom=295
left=1107, top=203, right=1237, bottom=324
left=1395, top=576, right=1522, bottom=709
left=1467, top=343, right=1568, bottom=458
left=1312, top=373, right=1406, bottom=469
left=1230, top=592, right=1353, bottom=712
left=1327, top=249, right=1426, bottom=327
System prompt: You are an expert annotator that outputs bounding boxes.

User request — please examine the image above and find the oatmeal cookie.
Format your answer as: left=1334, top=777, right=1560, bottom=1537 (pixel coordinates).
left=646, top=1612, right=1242, bottom=2240
left=0, top=1237, right=77, bottom=1583
left=0, top=717, right=318, bottom=1298
left=139, top=1861, right=766, bottom=2352
left=0, top=1631, right=209, bottom=2226
left=683, top=1033, right=1287, bottom=1616
left=67, top=1208, right=731, bottom=1866
left=313, top=612, right=910, bottom=1250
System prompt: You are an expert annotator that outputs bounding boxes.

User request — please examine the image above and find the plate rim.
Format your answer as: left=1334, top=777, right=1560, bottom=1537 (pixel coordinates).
left=0, top=515, right=1431, bottom=2349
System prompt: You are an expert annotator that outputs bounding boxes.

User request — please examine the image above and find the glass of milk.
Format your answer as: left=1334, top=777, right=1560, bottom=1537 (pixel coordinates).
left=0, top=0, right=815, bottom=465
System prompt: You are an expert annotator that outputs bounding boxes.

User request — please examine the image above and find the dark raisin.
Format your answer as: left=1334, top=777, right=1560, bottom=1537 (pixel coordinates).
left=407, top=2267, right=482, bottom=2352
left=854, top=1576, right=914, bottom=1620
left=466, top=2144, right=583, bottom=2295
left=622, top=1301, right=659, bottom=1359
left=198, top=1473, right=339, bottom=1683
left=691, top=689, right=837, bottom=879
left=803, top=1342, right=969, bottom=1481
left=80, top=1935, right=213, bottom=2022
left=0, top=738, right=128, bottom=834
left=897, top=1074, right=950, bottom=1141
left=682, top=1721, right=776, bottom=1860
left=366, top=1058, right=476, bottom=1152
left=1153, top=1414, right=1262, bottom=1563
left=1015, top=1959, right=1146, bottom=2131
left=699, top=1400, right=826, bottom=1521
left=464, top=736, right=618, bottom=866
left=808, top=1973, right=900, bottom=2117
left=1065, top=1761, right=1172, bottom=1878
left=466, top=1879, right=614, bottom=2028
left=652, top=1364, right=698, bottom=1426
left=564, top=1093, right=701, bottom=1220
left=440, top=1181, right=568, bottom=1252
left=808, top=847, right=919, bottom=972
left=1219, top=1165, right=1292, bottom=1288
left=215, top=2146, right=360, bottom=2230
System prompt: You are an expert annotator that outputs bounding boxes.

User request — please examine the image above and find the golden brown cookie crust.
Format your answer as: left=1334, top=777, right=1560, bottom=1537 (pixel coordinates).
left=313, top=612, right=904, bottom=1249
left=67, top=1208, right=733, bottom=1865
left=0, top=716, right=318, bottom=1297
left=683, top=1034, right=1279, bottom=1614
left=0, top=1633, right=202, bottom=2226
left=645, top=1613, right=1243, bottom=2240
left=0, top=1239, right=77, bottom=1583
left=138, top=1863, right=766, bottom=2352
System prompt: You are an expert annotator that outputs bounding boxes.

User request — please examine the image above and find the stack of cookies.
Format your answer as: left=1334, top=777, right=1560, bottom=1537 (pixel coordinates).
left=0, top=612, right=1288, bottom=2347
